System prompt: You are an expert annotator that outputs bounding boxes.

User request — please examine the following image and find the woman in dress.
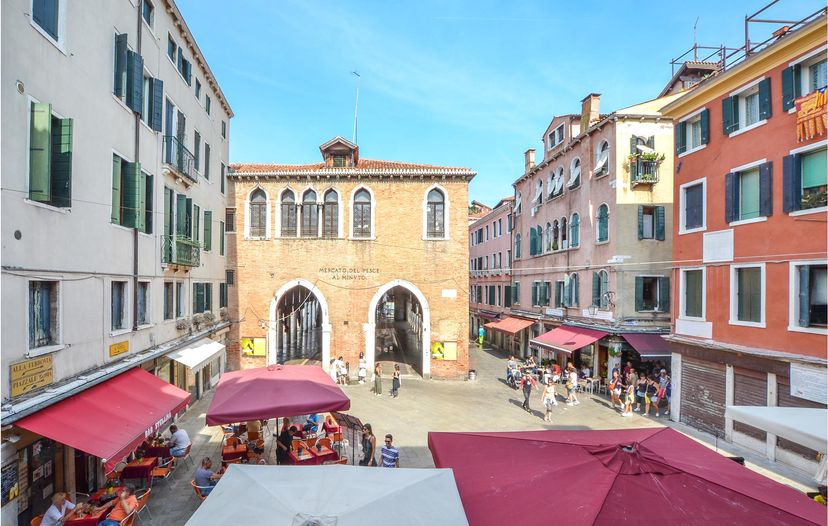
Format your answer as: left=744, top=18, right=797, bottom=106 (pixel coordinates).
left=372, top=362, right=383, bottom=396
left=358, top=352, right=368, bottom=384
left=391, top=364, right=401, bottom=398
left=359, top=423, right=377, bottom=466
left=541, top=379, right=557, bottom=422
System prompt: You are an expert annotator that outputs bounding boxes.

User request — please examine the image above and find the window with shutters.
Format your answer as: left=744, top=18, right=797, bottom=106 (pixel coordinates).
left=225, top=208, right=235, bottom=232
left=111, top=281, right=128, bottom=331
left=193, top=130, right=201, bottom=172
left=203, top=210, right=213, bottom=251
left=800, top=148, right=827, bottom=211
left=726, top=161, right=772, bottom=224
left=137, top=281, right=149, bottom=326
left=790, top=263, right=827, bottom=333
left=595, top=141, right=610, bottom=177
left=143, top=171, right=153, bottom=234
left=204, top=143, right=210, bottom=180
left=176, top=282, right=186, bottom=317
left=321, top=190, right=339, bottom=238
left=195, top=79, right=202, bottom=100
left=220, top=283, right=228, bottom=308
left=785, top=54, right=828, bottom=110
left=111, top=153, right=150, bottom=232
left=638, top=206, right=665, bottom=241
left=352, top=187, right=373, bottom=239
left=675, top=109, right=709, bottom=156
left=206, top=96, right=212, bottom=115
left=568, top=158, right=581, bottom=188
left=163, top=282, right=174, bottom=320
left=221, top=120, right=227, bottom=139
left=723, top=78, right=771, bottom=136
left=731, top=265, right=764, bottom=326
left=564, top=273, right=579, bottom=308
left=592, top=270, right=609, bottom=309
left=301, top=190, right=319, bottom=237
left=554, top=281, right=565, bottom=308
left=29, top=280, right=60, bottom=349
left=426, top=188, right=446, bottom=239
left=570, top=213, right=580, bottom=248
left=192, top=282, right=213, bottom=314
left=514, top=234, right=521, bottom=259
left=167, top=34, right=177, bottom=61
left=278, top=189, right=297, bottom=237
left=28, top=101, right=73, bottom=208
left=512, top=282, right=520, bottom=305
left=193, top=204, right=200, bottom=243
left=32, top=0, right=62, bottom=44
left=249, top=188, right=268, bottom=238
left=635, top=276, right=668, bottom=312
left=176, top=47, right=193, bottom=86
left=679, top=178, right=706, bottom=233
left=548, top=124, right=565, bottom=149
left=680, top=268, right=705, bottom=320
left=142, top=0, right=154, bottom=27
left=596, top=204, right=609, bottom=243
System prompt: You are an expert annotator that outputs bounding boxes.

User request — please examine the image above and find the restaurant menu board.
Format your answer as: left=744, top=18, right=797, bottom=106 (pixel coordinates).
left=790, top=362, right=828, bottom=405
left=18, top=439, right=56, bottom=520
left=1, top=461, right=18, bottom=506
left=16, top=449, right=28, bottom=513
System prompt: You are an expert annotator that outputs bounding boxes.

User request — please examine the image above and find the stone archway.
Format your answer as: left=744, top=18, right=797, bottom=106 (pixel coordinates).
left=365, top=279, right=431, bottom=378
left=269, top=279, right=332, bottom=370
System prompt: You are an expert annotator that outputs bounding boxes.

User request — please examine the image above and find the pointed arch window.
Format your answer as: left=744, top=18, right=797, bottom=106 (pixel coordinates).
left=597, top=204, right=609, bottom=243
left=552, top=220, right=560, bottom=250
left=515, top=233, right=522, bottom=259
left=570, top=213, right=580, bottom=247
left=301, top=189, right=318, bottom=237
left=426, top=188, right=446, bottom=238
left=545, top=222, right=552, bottom=252
left=249, top=188, right=267, bottom=238
left=569, top=158, right=582, bottom=188
left=322, top=189, right=339, bottom=238
left=280, top=189, right=297, bottom=237
left=595, top=141, right=610, bottom=177
left=353, top=188, right=372, bottom=238
left=561, top=216, right=568, bottom=249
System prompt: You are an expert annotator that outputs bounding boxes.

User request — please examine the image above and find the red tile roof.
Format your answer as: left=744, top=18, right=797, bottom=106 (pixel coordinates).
left=231, top=159, right=474, bottom=174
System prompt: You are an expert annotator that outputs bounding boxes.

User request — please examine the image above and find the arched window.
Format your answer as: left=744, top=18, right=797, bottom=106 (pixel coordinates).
left=534, top=179, right=543, bottom=205
left=301, top=189, right=318, bottom=237
left=569, top=158, right=581, bottom=188
left=595, top=140, right=610, bottom=177
left=280, top=189, right=297, bottom=237
left=546, top=174, right=554, bottom=199
left=515, top=233, right=522, bottom=259
left=565, top=273, right=579, bottom=307
left=592, top=270, right=609, bottom=309
left=426, top=188, right=446, bottom=238
left=514, top=192, right=522, bottom=215
left=561, top=217, right=568, bottom=249
left=529, top=227, right=538, bottom=256
left=550, top=167, right=564, bottom=199
left=552, top=220, right=559, bottom=250
left=596, top=204, right=609, bottom=243
left=322, top=189, right=339, bottom=238
left=352, top=188, right=372, bottom=238
left=249, top=188, right=267, bottom=238
left=545, top=222, right=552, bottom=252
left=570, top=213, right=580, bottom=247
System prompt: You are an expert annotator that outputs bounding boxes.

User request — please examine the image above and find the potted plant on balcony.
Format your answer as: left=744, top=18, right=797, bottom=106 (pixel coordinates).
left=192, top=313, right=204, bottom=329
left=203, top=311, right=216, bottom=325
left=175, top=317, right=192, bottom=331
left=219, top=307, right=229, bottom=321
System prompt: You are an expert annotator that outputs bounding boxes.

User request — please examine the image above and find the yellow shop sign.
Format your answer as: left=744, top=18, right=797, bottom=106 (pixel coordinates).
left=10, top=356, right=54, bottom=397
left=109, top=341, right=129, bottom=357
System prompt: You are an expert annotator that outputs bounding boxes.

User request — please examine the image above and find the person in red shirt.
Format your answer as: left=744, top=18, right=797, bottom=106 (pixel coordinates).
left=99, top=485, right=138, bottom=525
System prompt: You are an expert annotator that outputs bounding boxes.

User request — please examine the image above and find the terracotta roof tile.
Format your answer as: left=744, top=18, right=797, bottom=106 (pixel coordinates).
left=231, top=159, right=473, bottom=173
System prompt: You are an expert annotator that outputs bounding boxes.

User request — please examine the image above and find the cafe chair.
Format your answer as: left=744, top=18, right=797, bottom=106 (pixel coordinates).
left=118, top=510, right=137, bottom=526
left=226, top=436, right=241, bottom=448
left=30, top=515, right=43, bottom=526
left=191, top=480, right=210, bottom=502
left=331, top=431, right=344, bottom=453
left=317, top=437, right=332, bottom=449
left=179, top=444, right=194, bottom=468
left=135, top=488, right=152, bottom=523
left=151, top=457, right=175, bottom=487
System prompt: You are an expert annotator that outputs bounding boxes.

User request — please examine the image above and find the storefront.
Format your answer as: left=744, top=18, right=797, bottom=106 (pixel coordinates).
left=163, top=338, right=226, bottom=401
left=529, top=325, right=607, bottom=372
left=483, top=317, right=534, bottom=357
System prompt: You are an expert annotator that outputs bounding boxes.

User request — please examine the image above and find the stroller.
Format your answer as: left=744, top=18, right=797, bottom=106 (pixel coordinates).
left=506, top=366, right=522, bottom=389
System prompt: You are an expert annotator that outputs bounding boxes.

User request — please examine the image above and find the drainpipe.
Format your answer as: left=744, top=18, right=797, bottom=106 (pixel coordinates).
left=132, top=3, right=142, bottom=332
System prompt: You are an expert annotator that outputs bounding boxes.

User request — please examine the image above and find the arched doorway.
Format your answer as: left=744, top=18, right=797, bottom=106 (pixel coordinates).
left=269, top=279, right=332, bottom=369
left=366, top=280, right=431, bottom=378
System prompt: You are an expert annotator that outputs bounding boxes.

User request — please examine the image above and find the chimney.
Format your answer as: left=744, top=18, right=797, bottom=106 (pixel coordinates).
left=524, top=148, right=536, bottom=173
left=580, top=93, right=601, bottom=131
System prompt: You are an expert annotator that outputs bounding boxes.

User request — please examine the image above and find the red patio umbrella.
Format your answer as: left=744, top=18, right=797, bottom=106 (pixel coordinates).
left=428, top=427, right=826, bottom=526
left=206, top=365, right=350, bottom=426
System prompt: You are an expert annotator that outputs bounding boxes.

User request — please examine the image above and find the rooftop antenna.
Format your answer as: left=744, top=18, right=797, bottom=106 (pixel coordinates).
left=351, top=71, right=360, bottom=144
left=693, top=17, right=699, bottom=60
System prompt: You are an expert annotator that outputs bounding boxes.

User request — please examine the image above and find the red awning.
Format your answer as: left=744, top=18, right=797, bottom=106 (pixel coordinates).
left=530, top=325, right=607, bottom=354
left=206, top=365, right=350, bottom=426
left=428, top=428, right=827, bottom=526
left=483, top=317, right=534, bottom=335
left=16, top=368, right=190, bottom=472
left=622, top=333, right=671, bottom=358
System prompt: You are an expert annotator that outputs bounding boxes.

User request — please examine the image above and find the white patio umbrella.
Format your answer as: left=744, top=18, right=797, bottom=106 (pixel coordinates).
left=185, top=464, right=469, bottom=525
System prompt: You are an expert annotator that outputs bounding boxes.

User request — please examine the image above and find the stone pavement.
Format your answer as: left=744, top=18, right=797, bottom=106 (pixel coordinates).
left=141, top=343, right=819, bottom=524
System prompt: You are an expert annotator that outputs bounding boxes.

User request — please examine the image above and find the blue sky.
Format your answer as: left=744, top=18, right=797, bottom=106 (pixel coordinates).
left=179, top=0, right=819, bottom=206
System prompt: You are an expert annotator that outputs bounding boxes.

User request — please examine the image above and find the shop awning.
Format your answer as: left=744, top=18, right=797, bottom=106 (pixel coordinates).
left=477, top=311, right=500, bottom=320
left=166, top=338, right=225, bottom=372
left=483, top=317, right=534, bottom=335
left=530, top=325, right=607, bottom=354
left=622, top=333, right=671, bottom=358
left=726, top=406, right=827, bottom=454
left=16, top=368, right=190, bottom=472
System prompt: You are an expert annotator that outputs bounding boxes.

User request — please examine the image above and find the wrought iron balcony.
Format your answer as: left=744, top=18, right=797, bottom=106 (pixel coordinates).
left=630, top=159, right=660, bottom=186
left=162, top=235, right=200, bottom=267
left=163, top=135, right=197, bottom=183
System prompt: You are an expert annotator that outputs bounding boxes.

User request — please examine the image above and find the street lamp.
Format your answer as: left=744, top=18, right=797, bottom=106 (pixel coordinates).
left=588, top=304, right=598, bottom=316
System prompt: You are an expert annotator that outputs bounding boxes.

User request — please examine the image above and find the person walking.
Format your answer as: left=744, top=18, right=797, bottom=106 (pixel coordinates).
left=566, top=365, right=581, bottom=405
left=358, top=352, right=368, bottom=384
left=643, top=377, right=658, bottom=417
left=635, top=373, right=648, bottom=412
left=621, top=383, right=635, bottom=417
left=359, top=423, right=377, bottom=466
left=541, top=379, right=558, bottom=422
left=518, top=371, right=537, bottom=413
left=391, top=364, right=401, bottom=398
left=656, top=369, right=670, bottom=417
left=478, top=325, right=485, bottom=348
left=372, top=362, right=383, bottom=396
left=381, top=434, right=400, bottom=467
left=608, top=370, right=623, bottom=411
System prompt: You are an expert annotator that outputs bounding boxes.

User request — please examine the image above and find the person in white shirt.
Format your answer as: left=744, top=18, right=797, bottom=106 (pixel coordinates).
left=166, top=424, right=191, bottom=457
left=41, top=492, right=76, bottom=526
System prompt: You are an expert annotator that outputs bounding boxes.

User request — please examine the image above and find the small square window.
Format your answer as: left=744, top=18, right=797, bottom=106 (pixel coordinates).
left=226, top=270, right=235, bottom=286
left=682, top=269, right=703, bottom=319
left=225, top=208, right=236, bottom=232
left=734, top=267, right=762, bottom=323
left=142, top=0, right=154, bottom=27
left=195, top=79, right=202, bottom=99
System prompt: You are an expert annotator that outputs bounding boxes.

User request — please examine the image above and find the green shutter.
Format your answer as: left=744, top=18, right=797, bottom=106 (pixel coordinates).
left=219, top=221, right=225, bottom=255
left=759, top=162, right=773, bottom=218
left=50, top=117, right=72, bottom=207
left=798, top=266, right=810, bottom=327
left=592, top=272, right=600, bottom=306
left=700, top=109, right=710, bottom=145
left=758, top=78, right=772, bottom=120
left=111, top=155, right=122, bottom=223
left=722, top=96, right=739, bottom=134
left=782, top=65, right=801, bottom=111
left=204, top=143, right=211, bottom=180
left=164, top=187, right=172, bottom=235
left=205, top=284, right=212, bottom=312
left=630, top=135, right=638, bottom=155
left=176, top=194, right=187, bottom=235
left=220, top=283, right=228, bottom=308
left=658, top=277, right=670, bottom=313
left=655, top=206, right=665, bottom=241
left=114, top=34, right=128, bottom=97
left=151, top=78, right=164, bottom=132
left=574, top=276, right=579, bottom=306
left=635, top=276, right=644, bottom=311
left=126, top=51, right=144, bottom=113
left=675, top=122, right=686, bottom=154
left=725, top=172, right=738, bottom=223
left=782, top=154, right=802, bottom=213
left=598, top=207, right=608, bottom=242
left=555, top=282, right=562, bottom=307
left=29, top=103, right=52, bottom=202
left=193, top=283, right=200, bottom=313
left=185, top=198, right=193, bottom=238
left=144, top=173, right=153, bottom=233
left=220, top=163, right=226, bottom=194
left=193, top=205, right=200, bottom=242
left=204, top=210, right=212, bottom=251
left=600, top=272, right=609, bottom=308
left=637, top=206, right=644, bottom=240
left=122, top=162, right=143, bottom=229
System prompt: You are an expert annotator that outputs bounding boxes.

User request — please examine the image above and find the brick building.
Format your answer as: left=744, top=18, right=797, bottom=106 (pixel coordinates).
left=227, top=137, right=475, bottom=379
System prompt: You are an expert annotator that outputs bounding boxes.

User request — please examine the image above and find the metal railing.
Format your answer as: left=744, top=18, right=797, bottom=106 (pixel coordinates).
left=162, top=234, right=200, bottom=267
left=163, top=135, right=197, bottom=183
left=630, top=160, right=660, bottom=186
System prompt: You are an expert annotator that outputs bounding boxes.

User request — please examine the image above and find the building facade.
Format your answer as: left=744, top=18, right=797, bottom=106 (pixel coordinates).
left=1, top=0, right=231, bottom=520
left=660, top=15, right=827, bottom=475
left=469, top=197, right=514, bottom=349
left=508, top=92, right=680, bottom=376
left=227, top=137, right=474, bottom=380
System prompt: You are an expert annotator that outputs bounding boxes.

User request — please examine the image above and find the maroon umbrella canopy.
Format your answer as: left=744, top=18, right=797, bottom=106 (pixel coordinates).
left=428, top=427, right=826, bottom=526
left=206, top=365, right=350, bottom=426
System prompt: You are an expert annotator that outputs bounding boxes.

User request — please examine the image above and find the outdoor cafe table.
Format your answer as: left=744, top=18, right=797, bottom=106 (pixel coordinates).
left=121, top=457, right=157, bottom=485
left=64, top=506, right=108, bottom=526
left=142, top=444, right=170, bottom=458
left=287, top=448, right=316, bottom=465
left=88, top=486, right=125, bottom=506
left=222, top=443, right=248, bottom=461
left=309, top=445, right=338, bottom=465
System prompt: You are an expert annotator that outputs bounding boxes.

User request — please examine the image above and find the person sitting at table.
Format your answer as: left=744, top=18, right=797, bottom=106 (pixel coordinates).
left=291, top=425, right=304, bottom=439
left=41, top=492, right=76, bottom=526
left=525, top=355, right=537, bottom=373
left=99, top=485, right=138, bottom=526
left=322, top=415, right=340, bottom=436
left=580, top=365, right=591, bottom=379
left=302, top=413, right=320, bottom=433
left=166, top=424, right=190, bottom=457
left=194, top=457, right=223, bottom=496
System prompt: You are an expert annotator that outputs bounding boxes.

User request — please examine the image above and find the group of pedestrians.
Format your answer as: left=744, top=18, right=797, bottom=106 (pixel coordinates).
left=332, top=352, right=403, bottom=399
left=515, top=361, right=582, bottom=422
left=359, top=423, right=400, bottom=467
left=369, top=359, right=402, bottom=398
left=609, top=362, right=671, bottom=418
